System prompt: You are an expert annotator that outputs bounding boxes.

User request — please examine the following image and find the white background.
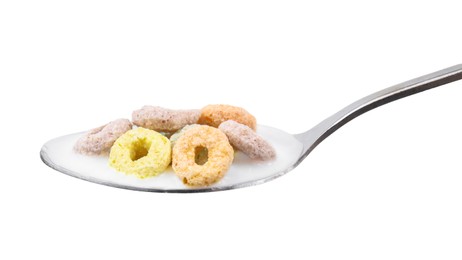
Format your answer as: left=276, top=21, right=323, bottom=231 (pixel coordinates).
left=1, top=1, right=462, bottom=259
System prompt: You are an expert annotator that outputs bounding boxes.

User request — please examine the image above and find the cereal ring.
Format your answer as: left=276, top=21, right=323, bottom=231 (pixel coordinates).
left=74, top=118, right=132, bottom=155
left=172, top=125, right=234, bottom=186
left=132, top=106, right=201, bottom=132
left=109, top=127, right=171, bottom=179
left=219, top=120, right=276, bottom=161
left=198, top=104, right=256, bottom=130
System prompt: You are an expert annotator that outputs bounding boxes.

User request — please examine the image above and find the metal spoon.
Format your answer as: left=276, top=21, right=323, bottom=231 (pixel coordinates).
left=40, top=64, right=462, bottom=193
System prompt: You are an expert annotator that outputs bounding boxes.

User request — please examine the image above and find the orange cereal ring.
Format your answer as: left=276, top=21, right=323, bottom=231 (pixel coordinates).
left=172, top=125, right=234, bottom=187
left=198, top=104, right=257, bottom=130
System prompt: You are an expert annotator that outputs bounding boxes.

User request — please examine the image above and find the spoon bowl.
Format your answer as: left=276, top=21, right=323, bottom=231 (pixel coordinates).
left=40, top=64, right=462, bottom=192
left=41, top=125, right=304, bottom=192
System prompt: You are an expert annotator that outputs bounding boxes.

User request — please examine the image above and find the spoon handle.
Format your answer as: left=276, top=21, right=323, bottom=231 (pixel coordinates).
left=296, top=64, right=462, bottom=155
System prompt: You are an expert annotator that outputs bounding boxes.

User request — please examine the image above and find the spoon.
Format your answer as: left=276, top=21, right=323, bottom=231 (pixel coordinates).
left=40, top=64, right=462, bottom=193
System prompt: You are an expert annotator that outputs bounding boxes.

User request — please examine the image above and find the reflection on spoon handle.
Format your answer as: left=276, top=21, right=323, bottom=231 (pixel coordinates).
left=296, top=64, right=462, bottom=155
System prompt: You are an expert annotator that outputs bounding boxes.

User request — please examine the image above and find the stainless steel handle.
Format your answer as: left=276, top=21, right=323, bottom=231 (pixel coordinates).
left=296, top=64, right=462, bottom=157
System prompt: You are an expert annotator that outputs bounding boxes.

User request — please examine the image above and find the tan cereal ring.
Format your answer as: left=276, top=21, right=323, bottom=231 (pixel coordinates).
left=132, top=106, right=201, bottom=133
left=219, top=120, right=276, bottom=161
left=172, top=125, right=234, bottom=187
left=198, top=104, right=257, bottom=130
left=74, top=118, right=132, bottom=155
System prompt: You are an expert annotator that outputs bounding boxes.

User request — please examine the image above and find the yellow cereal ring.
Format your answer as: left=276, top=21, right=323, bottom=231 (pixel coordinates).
left=109, top=127, right=171, bottom=179
left=198, top=104, right=257, bottom=130
left=172, top=125, right=234, bottom=186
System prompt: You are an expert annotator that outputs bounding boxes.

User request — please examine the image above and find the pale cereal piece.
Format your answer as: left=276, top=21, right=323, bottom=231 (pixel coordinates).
left=109, top=127, right=171, bottom=179
left=169, top=124, right=200, bottom=147
left=74, top=118, right=132, bottom=155
left=132, top=106, right=200, bottom=132
left=172, top=125, right=234, bottom=187
left=219, top=120, right=276, bottom=161
left=159, top=132, right=174, bottom=138
left=198, top=104, right=257, bottom=130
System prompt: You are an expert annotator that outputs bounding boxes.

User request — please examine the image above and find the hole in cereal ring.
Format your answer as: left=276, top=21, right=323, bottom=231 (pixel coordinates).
left=183, top=177, right=188, bottom=184
left=194, top=146, right=208, bottom=165
left=130, top=139, right=151, bottom=161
